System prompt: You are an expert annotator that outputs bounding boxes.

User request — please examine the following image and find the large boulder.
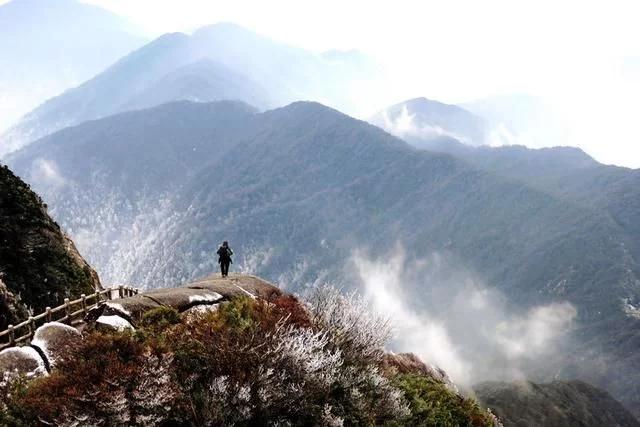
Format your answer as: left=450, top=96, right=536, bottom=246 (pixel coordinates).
left=30, top=322, right=81, bottom=368
left=183, top=273, right=282, bottom=300
left=0, top=346, right=47, bottom=384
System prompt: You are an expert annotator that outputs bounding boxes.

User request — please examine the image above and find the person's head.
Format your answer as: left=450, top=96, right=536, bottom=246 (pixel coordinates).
left=222, top=240, right=228, bottom=247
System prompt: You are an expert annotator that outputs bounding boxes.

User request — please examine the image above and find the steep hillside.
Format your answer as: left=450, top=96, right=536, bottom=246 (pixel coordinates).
left=6, top=100, right=640, bottom=414
left=404, top=142, right=640, bottom=289
left=475, top=380, right=640, bottom=427
left=0, top=277, right=500, bottom=426
left=0, top=0, right=145, bottom=139
left=369, top=97, right=488, bottom=147
left=0, top=164, right=100, bottom=331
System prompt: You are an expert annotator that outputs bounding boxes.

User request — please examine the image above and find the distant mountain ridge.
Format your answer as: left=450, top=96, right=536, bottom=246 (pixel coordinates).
left=2, top=22, right=381, bottom=155
left=1, top=31, right=269, bottom=153
left=369, top=97, right=488, bottom=147
left=0, top=0, right=146, bottom=138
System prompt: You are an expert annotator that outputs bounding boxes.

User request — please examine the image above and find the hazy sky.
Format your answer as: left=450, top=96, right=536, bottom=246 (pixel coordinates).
left=3, top=0, right=640, bottom=167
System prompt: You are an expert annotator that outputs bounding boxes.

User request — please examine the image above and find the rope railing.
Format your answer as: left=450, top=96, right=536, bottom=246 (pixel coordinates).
left=0, top=285, right=139, bottom=351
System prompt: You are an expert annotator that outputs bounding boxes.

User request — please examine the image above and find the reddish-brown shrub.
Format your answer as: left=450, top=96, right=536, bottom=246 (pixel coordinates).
left=5, top=331, right=174, bottom=425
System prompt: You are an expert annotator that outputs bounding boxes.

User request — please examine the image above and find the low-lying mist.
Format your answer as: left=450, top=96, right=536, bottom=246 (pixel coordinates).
left=350, top=245, right=577, bottom=389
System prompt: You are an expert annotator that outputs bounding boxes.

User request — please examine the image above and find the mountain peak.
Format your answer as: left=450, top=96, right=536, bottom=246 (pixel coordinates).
left=370, top=97, right=486, bottom=147
left=192, top=22, right=260, bottom=39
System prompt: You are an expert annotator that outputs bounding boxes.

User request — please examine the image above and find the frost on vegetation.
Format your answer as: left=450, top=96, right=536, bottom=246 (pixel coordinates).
left=338, top=364, right=410, bottom=420
left=130, top=352, right=177, bottom=425
left=622, top=298, right=640, bottom=320
left=277, top=259, right=329, bottom=290
left=184, top=303, right=220, bottom=317
left=51, top=351, right=176, bottom=426
left=269, top=320, right=343, bottom=386
left=322, top=404, right=345, bottom=427
left=238, top=245, right=274, bottom=275
left=305, top=283, right=392, bottom=362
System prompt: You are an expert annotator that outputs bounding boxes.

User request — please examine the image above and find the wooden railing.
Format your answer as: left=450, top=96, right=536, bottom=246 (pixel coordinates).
left=0, top=285, right=139, bottom=351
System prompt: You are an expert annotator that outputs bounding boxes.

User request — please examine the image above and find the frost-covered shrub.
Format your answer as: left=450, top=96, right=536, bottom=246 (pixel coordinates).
left=167, top=296, right=345, bottom=425
left=3, top=332, right=176, bottom=425
left=1, top=289, right=496, bottom=426
left=305, top=283, right=392, bottom=363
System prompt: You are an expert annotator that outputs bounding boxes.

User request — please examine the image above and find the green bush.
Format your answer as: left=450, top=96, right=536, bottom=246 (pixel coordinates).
left=394, top=373, right=494, bottom=427
left=216, top=296, right=257, bottom=331
left=139, top=306, right=182, bottom=332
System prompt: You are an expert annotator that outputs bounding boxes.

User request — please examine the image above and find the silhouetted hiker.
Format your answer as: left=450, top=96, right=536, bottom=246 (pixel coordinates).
left=217, top=241, right=233, bottom=277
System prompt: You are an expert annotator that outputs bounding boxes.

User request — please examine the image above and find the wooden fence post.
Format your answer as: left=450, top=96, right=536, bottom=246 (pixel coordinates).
left=64, top=298, right=70, bottom=321
left=46, top=307, right=52, bottom=323
left=28, top=317, right=35, bottom=339
left=81, top=294, right=87, bottom=315
left=8, top=325, right=14, bottom=346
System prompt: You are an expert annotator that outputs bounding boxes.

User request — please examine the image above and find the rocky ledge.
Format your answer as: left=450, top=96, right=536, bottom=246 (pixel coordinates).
left=0, top=274, right=281, bottom=384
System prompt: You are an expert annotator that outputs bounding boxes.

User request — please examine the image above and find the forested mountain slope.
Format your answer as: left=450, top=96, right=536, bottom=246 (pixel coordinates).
left=6, top=100, right=640, bottom=415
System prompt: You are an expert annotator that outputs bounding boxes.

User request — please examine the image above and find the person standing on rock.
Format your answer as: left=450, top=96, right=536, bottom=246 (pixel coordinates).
left=217, top=241, right=233, bottom=277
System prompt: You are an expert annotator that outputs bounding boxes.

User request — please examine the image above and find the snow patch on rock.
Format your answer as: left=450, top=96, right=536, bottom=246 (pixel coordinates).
left=188, top=292, right=223, bottom=304
left=105, top=302, right=131, bottom=316
left=31, top=322, right=81, bottom=366
left=0, top=346, right=47, bottom=385
left=97, top=315, right=134, bottom=331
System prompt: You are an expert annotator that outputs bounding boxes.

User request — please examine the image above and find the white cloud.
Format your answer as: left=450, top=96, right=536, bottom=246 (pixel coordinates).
left=352, top=245, right=577, bottom=387
left=380, top=105, right=473, bottom=144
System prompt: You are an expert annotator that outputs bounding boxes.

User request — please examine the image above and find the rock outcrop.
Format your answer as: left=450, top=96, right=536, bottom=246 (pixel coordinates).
left=1, top=274, right=280, bottom=381
left=0, top=346, right=47, bottom=384
left=85, top=273, right=281, bottom=328
left=0, top=164, right=101, bottom=331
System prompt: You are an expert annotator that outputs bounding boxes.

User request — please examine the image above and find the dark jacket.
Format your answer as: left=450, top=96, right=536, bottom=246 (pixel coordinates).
left=217, top=246, right=233, bottom=264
